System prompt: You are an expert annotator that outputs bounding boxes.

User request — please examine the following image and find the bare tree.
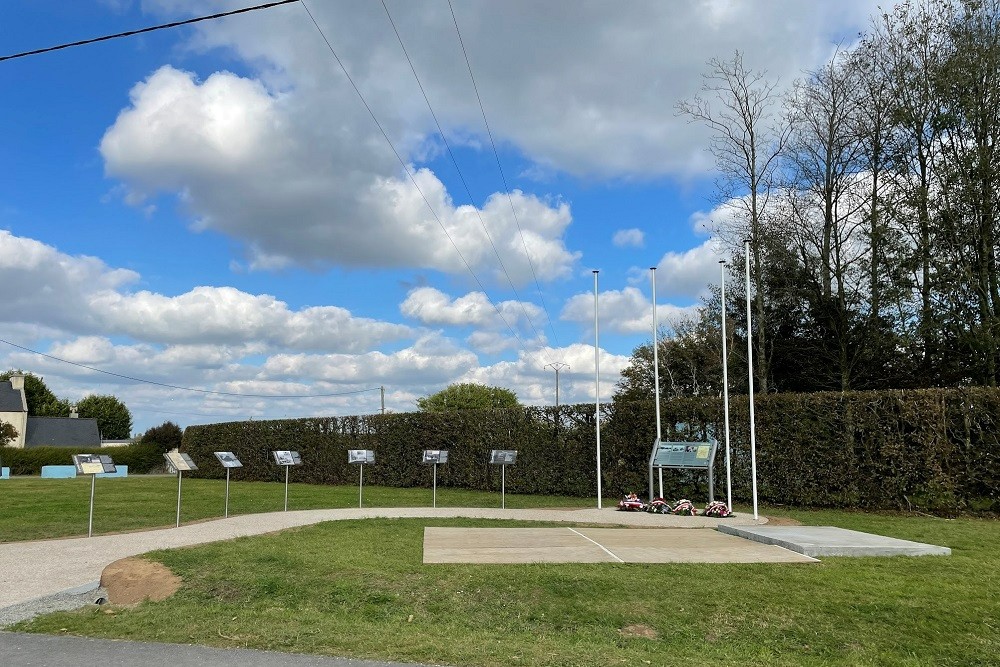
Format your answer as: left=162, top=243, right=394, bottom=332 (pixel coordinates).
left=677, top=51, right=789, bottom=392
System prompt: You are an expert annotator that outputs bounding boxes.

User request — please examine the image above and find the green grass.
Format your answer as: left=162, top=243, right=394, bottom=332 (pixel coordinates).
left=10, top=500, right=1000, bottom=666
left=0, top=476, right=600, bottom=542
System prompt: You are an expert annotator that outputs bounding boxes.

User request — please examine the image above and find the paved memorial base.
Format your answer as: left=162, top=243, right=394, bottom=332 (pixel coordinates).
left=717, top=525, right=952, bottom=557
left=423, top=527, right=818, bottom=564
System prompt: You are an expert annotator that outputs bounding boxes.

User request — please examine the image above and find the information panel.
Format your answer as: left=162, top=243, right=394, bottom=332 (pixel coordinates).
left=651, top=441, right=714, bottom=469
left=214, top=451, right=243, bottom=468
left=490, top=450, right=517, bottom=465
left=164, top=451, right=198, bottom=472
left=348, top=449, right=375, bottom=464
left=272, top=450, right=302, bottom=466
left=422, top=450, right=448, bottom=464
left=73, top=454, right=116, bottom=475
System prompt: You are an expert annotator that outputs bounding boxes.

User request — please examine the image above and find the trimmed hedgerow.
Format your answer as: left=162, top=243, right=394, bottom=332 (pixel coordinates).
left=0, top=442, right=164, bottom=475
left=180, top=388, right=1000, bottom=514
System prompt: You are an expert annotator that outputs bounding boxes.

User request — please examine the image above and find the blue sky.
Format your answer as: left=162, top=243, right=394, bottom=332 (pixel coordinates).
left=0, top=0, right=880, bottom=434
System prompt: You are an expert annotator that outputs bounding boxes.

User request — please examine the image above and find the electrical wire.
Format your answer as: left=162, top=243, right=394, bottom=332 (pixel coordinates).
left=0, top=0, right=300, bottom=63
left=380, top=0, right=545, bottom=347
left=447, top=0, right=562, bottom=349
left=298, top=0, right=545, bottom=369
left=0, top=337, right=379, bottom=398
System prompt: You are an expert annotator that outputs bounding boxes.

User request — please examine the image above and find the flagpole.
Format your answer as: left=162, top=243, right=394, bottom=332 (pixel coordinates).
left=651, top=266, right=663, bottom=498
left=593, top=269, right=602, bottom=509
left=720, top=259, right=733, bottom=510
left=745, top=240, right=759, bottom=521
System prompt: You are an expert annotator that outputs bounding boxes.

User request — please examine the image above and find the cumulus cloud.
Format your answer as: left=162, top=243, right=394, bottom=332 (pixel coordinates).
left=560, top=286, right=699, bottom=335
left=613, top=228, right=645, bottom=248
left=101, top=66, right=578, bottom=281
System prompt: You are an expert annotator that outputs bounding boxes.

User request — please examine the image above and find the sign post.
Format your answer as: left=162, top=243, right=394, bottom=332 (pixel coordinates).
left=164, top=451, right=198, bottom=528
left=489, top=450, right=517, bottom=509
left=348, top=450, right=375, bottom=508
left=214, top=452, right=243, bottom=518
left=271, top=451, right=302, bottom=511
left=422, top=450, right=449, bottom=508
left=72, top=454, right=116, bottom=537
left=647, top=439, right=719, bottom=504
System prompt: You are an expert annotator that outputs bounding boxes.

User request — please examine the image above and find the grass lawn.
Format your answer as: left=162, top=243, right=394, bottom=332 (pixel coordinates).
left=0, top=476, right=600, bottom=542
left=7, top=484, right=999, bottom=666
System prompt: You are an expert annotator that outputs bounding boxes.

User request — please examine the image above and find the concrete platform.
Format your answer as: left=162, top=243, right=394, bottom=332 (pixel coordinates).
left=717, top=525, right=951, bottom=557
left=423, top=527, right=818, bottom=564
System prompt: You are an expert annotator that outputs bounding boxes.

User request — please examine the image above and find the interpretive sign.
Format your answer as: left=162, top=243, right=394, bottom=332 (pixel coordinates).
left=73, top=454, right=117, bottom=537
left=214, top=451, right=243, bottom=468
left=648, top=438, right=719, bottom=503
left=164, top=451, right=198, bottom=472
left=348, top=449, right=375, bottom=464
left=72, top=454, right=116, bottom=476
left=422, top=450, right=448, bottom=464
left=490, top=450, right=517, bottom=465
left=272, top=450, right=302, bottom=466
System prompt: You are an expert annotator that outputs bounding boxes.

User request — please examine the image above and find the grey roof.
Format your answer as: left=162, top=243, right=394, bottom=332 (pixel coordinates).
left=24, top=417, right=101, bottom=448
left=0, top=381, right=25, bottom=412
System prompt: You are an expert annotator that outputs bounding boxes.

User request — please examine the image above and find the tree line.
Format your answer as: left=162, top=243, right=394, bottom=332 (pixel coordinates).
left=620, top=0, right=1000, bottom=401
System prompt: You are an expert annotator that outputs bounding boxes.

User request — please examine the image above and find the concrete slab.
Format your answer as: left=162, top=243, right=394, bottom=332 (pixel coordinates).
left=423, top=527, right=818, bottom=564
left=717, top=525, right=951, bottom=557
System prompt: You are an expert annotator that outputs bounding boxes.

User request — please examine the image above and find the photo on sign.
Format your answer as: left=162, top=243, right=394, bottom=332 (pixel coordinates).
left=272, top=450, right=299, bottom=466
left=214, top=452, right=243, bottom=468
left=490, top=450, right=517, bottom=465
left=164, top=451, right=198, bottom=472
left=348, top=449, right=374, bottom=464
left=72, top=454, right=105, bottom=475
left=422, top=450, right=448, bottom=464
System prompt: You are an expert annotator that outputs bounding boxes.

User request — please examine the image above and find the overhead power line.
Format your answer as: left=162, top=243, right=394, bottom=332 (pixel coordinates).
left=0, top=0, right=300, bottom=63
left=298, top=0, right=545, bottom=368
left=447, top=0, right=562, bottom=349
left=0, top=337, right=378, bottom=398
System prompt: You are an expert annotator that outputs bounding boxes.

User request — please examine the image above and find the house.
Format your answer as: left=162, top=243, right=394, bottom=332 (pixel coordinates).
left=0, top=375, right=102, bottom=448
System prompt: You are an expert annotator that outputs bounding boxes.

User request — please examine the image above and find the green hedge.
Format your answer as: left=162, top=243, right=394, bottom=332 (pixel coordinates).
left=0, top=443, right=165, bottom=476
left=181, top=388, right=1000, bottom=514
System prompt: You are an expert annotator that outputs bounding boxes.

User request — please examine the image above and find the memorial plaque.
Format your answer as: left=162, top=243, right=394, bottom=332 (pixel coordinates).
left=422, top=450, right=448, bottom=464
left=490, top=449, right=517, bottom=465
left=73, top=454, right=116, bottom=475
left=272, top=450, right=302, bottom=466
left=652, top=441, right=714, bottom=469
left=348, top=449, right=375, bottom=464
left=164, top=451, right=198, bottom=472
left=214, top=451, right=243, bottom=468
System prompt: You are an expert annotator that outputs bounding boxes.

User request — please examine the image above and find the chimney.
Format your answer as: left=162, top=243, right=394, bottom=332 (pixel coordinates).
left=70, top=404, right=78, bottom=419
left=9, top=374, right=24, bottom=391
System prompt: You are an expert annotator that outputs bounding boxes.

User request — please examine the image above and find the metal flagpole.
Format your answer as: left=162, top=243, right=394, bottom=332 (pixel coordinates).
left=745, top=240, right=759, bottom=521
left=651, top=267, right=663, bottom=498
left=593, top=270, right=603, bottom=509
left=720, top=259, right=733, bottom=510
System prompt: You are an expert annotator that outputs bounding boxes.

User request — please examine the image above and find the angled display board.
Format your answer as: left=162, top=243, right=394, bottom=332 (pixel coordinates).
left=348, top=449, right=375, bottom=464
left=72, top=454, right=116, bottom=476
left=272, top=450, right=302, bottom=466
left=490, top=450, right=517, bottom=465
left=164, top=451, right=198, bottom=472
left=422, top=450, right=448, bottom=464
left=648, top=438, right=719, bottom=503
left=214, top=452, right=243, bottom=468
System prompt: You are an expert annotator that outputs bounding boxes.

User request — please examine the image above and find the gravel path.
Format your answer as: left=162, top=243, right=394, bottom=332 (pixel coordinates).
left=0, top=506, right=764, bottom=626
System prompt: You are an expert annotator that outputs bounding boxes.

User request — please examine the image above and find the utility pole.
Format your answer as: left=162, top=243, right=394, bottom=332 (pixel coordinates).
left=543, top=362, right=569, bottom=409
left=380, top=386, right=385, bottom=415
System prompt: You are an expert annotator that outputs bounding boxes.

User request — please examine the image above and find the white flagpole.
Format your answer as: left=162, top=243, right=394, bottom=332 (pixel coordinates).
left=651, top=267, right=663, bottom=498
left=593, top=270, right=602, bottom=509
left=745, top=240, right=759, bottom=521
left=720, top=259, right=733, bottom=510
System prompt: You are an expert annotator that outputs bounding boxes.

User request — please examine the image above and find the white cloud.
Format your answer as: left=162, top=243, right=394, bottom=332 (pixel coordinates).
left=651, top=237, right=725, bottom=301
left=613, top=228, right=645, bottom=248
left=560, top=286, right=699, bottom=335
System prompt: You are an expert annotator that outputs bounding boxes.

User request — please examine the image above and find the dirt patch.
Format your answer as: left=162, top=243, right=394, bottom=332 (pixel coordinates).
left=100, top=557, right=182, bottom=606
left=619, top=624, right=659, bottom=639
left=763, top=515, right=803, bottom=526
